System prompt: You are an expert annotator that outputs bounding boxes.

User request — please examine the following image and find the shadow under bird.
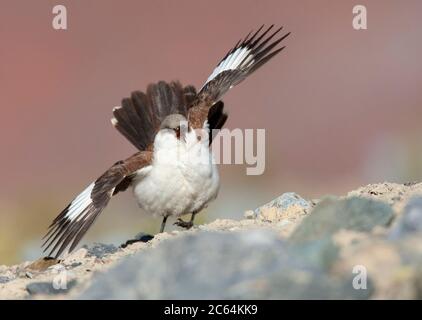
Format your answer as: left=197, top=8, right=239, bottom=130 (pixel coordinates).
left=43, top=25, right=291, bottom=258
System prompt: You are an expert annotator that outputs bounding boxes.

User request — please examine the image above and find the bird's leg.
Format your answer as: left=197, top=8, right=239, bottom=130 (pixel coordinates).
left=160, top=215, right=169, bottom=233
left=174, top=212, right=196, bottom=230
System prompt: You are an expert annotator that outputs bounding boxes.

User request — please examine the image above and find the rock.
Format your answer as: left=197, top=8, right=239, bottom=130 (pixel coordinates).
left=331, top=237, right=422, bottom=299
left=290, top=197, right=395, bottom=243
left=348, top=182, right=422, bottom=213
left=254, top=192, right=311, bottom=222
left=389, top=197, right=422, bottom=239
left=0, top=276, right=13, bottom=284
left=3, top=182, right=422, bottom=300
left=83, top=243, right=118, bottom=259
left=0, top=268, right=15, bottom=284
left=62, top=248, right=88, bottom=265
left=226, top=273, right=373, bottom=300
left=287, top=237, right=339, bottom=271
left=332, top=229, right=369, bottom=248
left=70, top=262, right=82, bottom=268
left=276, top=219, right=291, bottom=228
left=243, top=210, right=256, bottom=219
left=78, top=230, right=370, bottom=299
left=26, top=280, right=77, bottom=296
left=258, top=207, right=279, bottom=222
left=26, top=257, right=60, bottom=272
left=121, top=232, right=154, bottom=248
left=133, top=232, right=155, bottom=242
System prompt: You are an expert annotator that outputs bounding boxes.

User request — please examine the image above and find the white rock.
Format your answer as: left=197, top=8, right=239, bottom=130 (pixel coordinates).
left=244, top=210, right=256, bottom=219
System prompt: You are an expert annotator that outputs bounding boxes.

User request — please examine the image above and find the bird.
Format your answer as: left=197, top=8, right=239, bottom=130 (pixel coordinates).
left=42, top=25, right=290, bottom=258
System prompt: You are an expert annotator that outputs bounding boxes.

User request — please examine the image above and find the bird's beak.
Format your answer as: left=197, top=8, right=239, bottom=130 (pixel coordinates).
left=176, top=121, right=189, bottom=142
left=178, top=124, right=189, bottom=143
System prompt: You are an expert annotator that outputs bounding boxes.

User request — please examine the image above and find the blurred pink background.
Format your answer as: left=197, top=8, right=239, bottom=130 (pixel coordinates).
left=1, top=0, right=422, bottom=264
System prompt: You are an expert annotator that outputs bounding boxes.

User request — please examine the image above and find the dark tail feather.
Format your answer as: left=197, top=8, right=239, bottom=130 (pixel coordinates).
left=113, top=81, right=197, bottom=150
left=208, top=101, right=228, bottom=144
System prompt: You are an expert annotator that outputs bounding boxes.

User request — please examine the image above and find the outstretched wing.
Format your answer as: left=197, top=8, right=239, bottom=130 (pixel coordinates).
left=42, top=151, right=152, bottom=258
left=188, top=25, right=290, bottom=129
left=200, top=25, right=290, bottom=102
left=112, top=81, right=197, bottom=150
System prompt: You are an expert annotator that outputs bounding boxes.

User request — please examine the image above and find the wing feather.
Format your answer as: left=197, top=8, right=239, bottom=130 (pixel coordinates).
left=199, top=25, right=290, bottom=102
left=112, top=81, right=197, bottom=150
left=187, top=25, right=289, bottom=130
left=42, top=152, right=152, bottom=258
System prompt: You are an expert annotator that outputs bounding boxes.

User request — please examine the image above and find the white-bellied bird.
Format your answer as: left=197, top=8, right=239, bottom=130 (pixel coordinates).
left=43, top=25, right=290, bottom=258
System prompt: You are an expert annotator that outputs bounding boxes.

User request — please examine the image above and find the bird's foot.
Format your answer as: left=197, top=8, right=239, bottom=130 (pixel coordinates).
left=174, top=218, right=194, bottom=230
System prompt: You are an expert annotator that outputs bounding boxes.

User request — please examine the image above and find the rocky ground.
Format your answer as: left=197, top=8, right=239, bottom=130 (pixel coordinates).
left=1, top=182, right=422, bottom=299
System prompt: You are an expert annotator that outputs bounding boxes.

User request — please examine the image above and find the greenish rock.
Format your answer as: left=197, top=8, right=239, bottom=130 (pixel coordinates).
left=78, top=230, right=371, bottom=300
left=290, top=197, right=395, bottom=243
left=389, top=197, right=422, bottom=239
left=287, top=237, right=339, bottom=271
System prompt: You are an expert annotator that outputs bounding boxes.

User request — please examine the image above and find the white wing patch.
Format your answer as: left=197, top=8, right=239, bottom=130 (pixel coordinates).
left=204, top=46, right=255, bottom=87
left=111, top=106, right=121, bottom=127
left=200, top=25, right=290, bottom=94
left=65, top=182, right=94, bottom=221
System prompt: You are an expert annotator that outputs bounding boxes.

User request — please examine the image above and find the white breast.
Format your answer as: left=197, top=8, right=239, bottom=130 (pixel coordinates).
left=132, top=124, right=219, bottom=218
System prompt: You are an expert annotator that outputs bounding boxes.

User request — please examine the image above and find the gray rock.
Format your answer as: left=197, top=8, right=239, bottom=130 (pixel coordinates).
left=121, top=232, right=154, bottom=248
left=254, top=192, right=311, bottom=216
left=390, top=197, right=422, bottom=239
left=0, top=276, right=12, bottom=284
left=133, top=232, right=154, bottom=242
left=78, top=230, right=371, bottom=299
left=290, top=197, right=394, bottom=243
left=83, top=243, right=118, bottom=258
left=227, top=274, right=373, bottom=300
left=287, top=237, right=339, bottom=271
left=70, top=262, right=82, bottom=268
left=26, top=280, right=77, bottom=295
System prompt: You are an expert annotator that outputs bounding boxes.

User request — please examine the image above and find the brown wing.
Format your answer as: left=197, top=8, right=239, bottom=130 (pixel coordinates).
left=188, top=25, right=290, bottom=129
left=42, top=151, right=152, bottom=258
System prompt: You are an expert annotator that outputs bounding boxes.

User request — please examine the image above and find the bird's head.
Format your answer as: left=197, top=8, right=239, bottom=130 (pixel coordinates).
left=159, top=114, right=189, bottom=142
